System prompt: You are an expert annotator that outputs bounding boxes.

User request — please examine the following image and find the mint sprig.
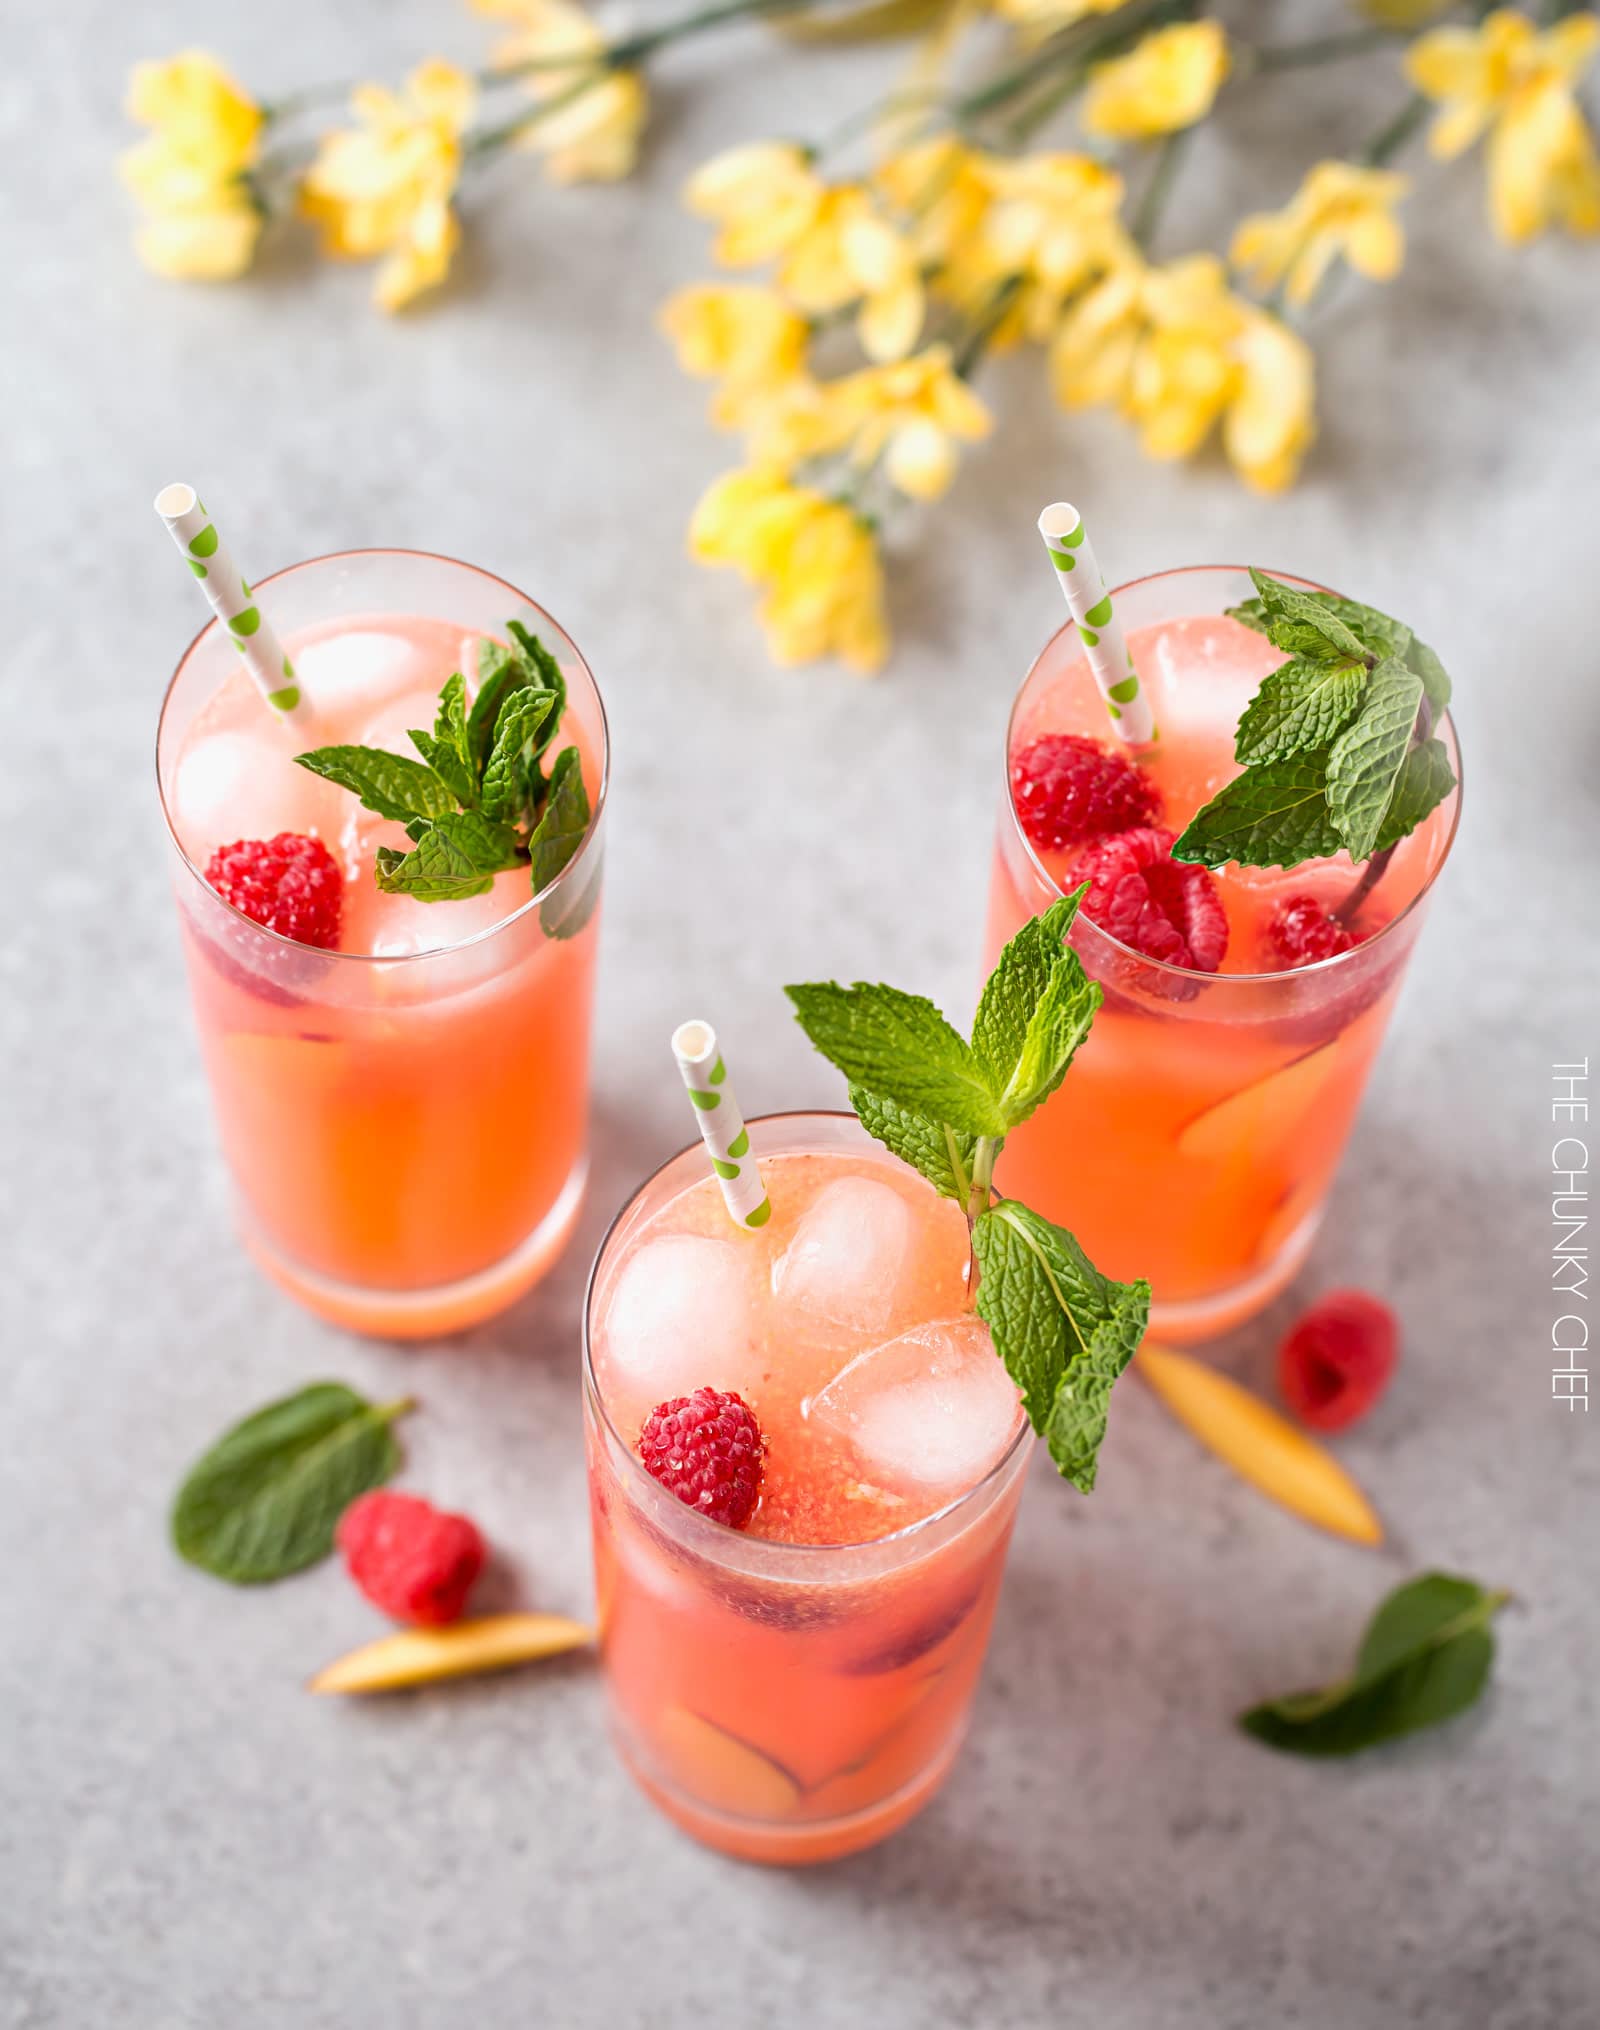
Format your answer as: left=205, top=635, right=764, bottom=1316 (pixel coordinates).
left=295, top=621, right=594, bottom=936
left=1173, top=569, right=1456, bottom=873
left=787, top=891, right=1149, bottom=1493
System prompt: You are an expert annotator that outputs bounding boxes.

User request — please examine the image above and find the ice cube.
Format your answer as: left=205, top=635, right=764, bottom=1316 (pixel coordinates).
left=601, top=1235, right=758, bottom=1420
left=172, top=728, right=342, bottom=860
left=807, top=1318, right=1022, bottom=1497
left=294, top=629, right=434, bottom=725
left=771, top=1177, right=915, bottom=1334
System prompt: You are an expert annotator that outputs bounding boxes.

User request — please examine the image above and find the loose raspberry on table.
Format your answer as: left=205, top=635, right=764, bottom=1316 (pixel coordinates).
left=337, top=1490, right=487, bottom=1626
left=1278, top=1290, right=1399, bottom=1432
left=1070, top=826, right=1229, bottom=973
left=639, top=1387, right=765, bottom=1530
left=1267, top=893, right=1364, bottom=969
left=1010, top=734, right=1163, bottom=852
left=204, top=832, right=343, bottom=950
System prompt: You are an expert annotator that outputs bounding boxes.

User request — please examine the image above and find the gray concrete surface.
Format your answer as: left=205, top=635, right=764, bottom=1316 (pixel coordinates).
left=5, top=3, right=1597, bottom=2025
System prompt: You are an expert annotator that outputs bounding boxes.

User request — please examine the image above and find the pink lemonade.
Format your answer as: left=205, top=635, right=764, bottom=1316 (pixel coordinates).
left=585, top=1114, right=1029, bottom=1864
left=986, top=567, right=1459, bottom=1341
left=158, top=551, right=606, bottom=1336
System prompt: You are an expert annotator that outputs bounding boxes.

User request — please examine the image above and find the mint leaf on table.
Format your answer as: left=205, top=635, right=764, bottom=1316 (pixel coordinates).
left=787, top=895, right=1147, bottom=1491
left=375, top=809, right=523, bottom=900
left=1172, top=752, right=1345, bottom=870
left=1326, top=656, right=1427, bottom=861
left=1239, top=1573, right=1509, bottom=1757
left=787, top=981, right=1009, bottom=1139
left=971, top=1201, right=1149, bottom=1491
left=171, top=1382, right=412, bottom=1584
left=293, top=745, right=457, bottom=825
left=1233, top=654, right=1368, bottom=765
left=848, top=1085, right=976, bottom=1202
left=296, top=620, right=594, bottom=925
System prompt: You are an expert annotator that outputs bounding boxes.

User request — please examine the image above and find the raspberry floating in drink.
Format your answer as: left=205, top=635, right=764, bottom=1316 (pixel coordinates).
left=1267, top=893, right=1366, bottom=969
left=1010, top=733, right=1163, bottom=850
left=638, top=1387, right=765, bottom=1530
left=1071, top=826, right=1228, bottom=972
left=204, top=832, right=343, bottom=949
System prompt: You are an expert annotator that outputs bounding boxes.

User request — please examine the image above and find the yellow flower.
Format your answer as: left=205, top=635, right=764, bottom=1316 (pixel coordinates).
left=831, top=345, right=992, bottom=500
left=120, top=51, right=263, bottom=279
left=1052, top=253, right=1315, bottom=490
left=876, top=138, right=1006, bottom=326
left=1407, top=9, right=1600, bottom=242
left=981, top=152, right=1130, bottom=336
left=1225, top=308, right=1317, bottom=494
left=839, top=211, right=926, bottom=362
left=659, top=284, right=810, bottom=425
left=1231, top=161, right=1408, bottom=308
left=471, top=0, right=647, bottom=183
left=689, top=470, right=889, bottom=673
left=1082, top=21, right=1230, bottom=140
left=300, top=62, right=472, bottom=310
left=685, top=142, right=826, bottom=266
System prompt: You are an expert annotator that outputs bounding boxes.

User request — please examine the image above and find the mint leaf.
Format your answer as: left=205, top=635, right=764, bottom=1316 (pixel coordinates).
left=408, top=726, right=479, bottom=810
left=972, top=1200, right=1149, bottom=1491
left=507, top=621, right=568, bottom=727
left=1374, top=736, right=1456, bottom=854
left=294, top=744, right=456, bottom=825
left=971, top=891, right=1100, bottom=1131
left=848, top=1086, right=976, bottom=1202
left=1247, top=569, right=1369, bottom=662
left=435, top=670, right=470, bottom=762
left=467, top=647, right=536, bottom=777
left=482, top=687, right=561, bottom=827
left=171, top=1382, right=411, bottom=1584
left=1320, top=596, right=1451, bottom=713
left=1233, top=653, right=1368, bottom=765
left=375, top=810, right=522, bottom=901
left=1172, top=752, right=1344, bottom=870
left=1326, top=656, right=1425, bottom=861
left=528, top=746, right=591, bottom=893
left=1239, top=1573, right=1508, bottom=1757
left=787, top=981, right=1007, bottom=1139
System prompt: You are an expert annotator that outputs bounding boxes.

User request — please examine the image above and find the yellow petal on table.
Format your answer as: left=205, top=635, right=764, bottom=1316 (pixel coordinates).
left=309, top=1613, right=593, bottom=1694
left=1137, top=1344, right=1383, bottom=1546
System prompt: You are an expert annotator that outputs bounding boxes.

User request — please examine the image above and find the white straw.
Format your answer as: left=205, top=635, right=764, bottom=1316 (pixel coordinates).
left=154, top=484, right=308, bottom=724
left=671, top=1020, right=771, bottom=1230
left=1036, top=502, right=1155, bottom=748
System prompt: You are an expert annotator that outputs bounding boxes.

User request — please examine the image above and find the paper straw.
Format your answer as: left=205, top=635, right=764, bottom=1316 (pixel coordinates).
left=1036, top=502, right=1155, bottom=747
left=154, top=484, right=307, bottom=723
left=671, top=1021, right=772, bottom=1230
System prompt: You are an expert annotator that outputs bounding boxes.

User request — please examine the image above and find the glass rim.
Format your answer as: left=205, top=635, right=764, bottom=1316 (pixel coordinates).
left=1002, top=562, right=1463, bottom=988
left=582, top=1107, right=1033, bottom=1562
left=155, top=546, right=611, bottom=968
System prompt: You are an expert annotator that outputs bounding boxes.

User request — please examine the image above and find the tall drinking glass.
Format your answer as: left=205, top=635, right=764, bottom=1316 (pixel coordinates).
left=157, top=550, right=608, bottom=1336
left=985, top=566, right=1459, bottom=1342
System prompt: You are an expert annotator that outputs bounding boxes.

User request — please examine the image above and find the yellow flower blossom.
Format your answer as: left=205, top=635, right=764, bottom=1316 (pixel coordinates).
left=685, top=142, right=826, bottom=266
left=831, top=345, right=992, bottom=501
left=300, top=61, right=475, bottom=310
left=1082, top=21, right=1230, bottom=140
left=120, top=51, right=263, bottom=280
left=1407, top=9, right=1600, bottom=243
left=659, top=284, right=810, bottom=425
left=839, top=211, right=925, bottom=362
left=981, top=152, right=1131, bottom=336
left=471, top=0, right=647, bottom=184
left=1231, top=161, right=1408, bottom=308
left=1052, top=253, right=1315, bottom=490
left=689, top=469, right=889, bottom=673
left=876, top=137, right=1006, bottom=325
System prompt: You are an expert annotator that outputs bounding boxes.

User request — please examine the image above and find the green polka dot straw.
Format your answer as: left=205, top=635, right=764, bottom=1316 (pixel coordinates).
left=1036, top=502, right=1155, bottom=748
left=154, top=484, right=307, bottom=722
left=671, top=1020, right=772, bottom=1231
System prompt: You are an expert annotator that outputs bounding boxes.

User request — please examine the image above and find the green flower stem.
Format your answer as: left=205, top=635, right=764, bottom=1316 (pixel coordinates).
left=948, top=0, right=1185, bottom=133
left=1243, top=26, right=1406, bottom=74
left=1360, top=91, right=1432, bottom=169
left=1130, top=127, right=1190, bottom=252
left=966, top=1136, right=998, bottom=1235
left=952, top=272, right=1024, bottom=378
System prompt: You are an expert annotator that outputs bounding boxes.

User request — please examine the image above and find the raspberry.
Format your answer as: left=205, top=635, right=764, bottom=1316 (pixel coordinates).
left=1268, top=893, right=1364, bottom=969
left=1070, top=827, right=1229, bottom=972
left=204, top=832, right=343, bottom=950
left=639, top=1387, right=765, bottom=1530
left=1010, top=735, right=1163, bottom=852
left=1278, top=1290, right=1399, bottom=1432
left=336, top=1491, right=487, bottom=1626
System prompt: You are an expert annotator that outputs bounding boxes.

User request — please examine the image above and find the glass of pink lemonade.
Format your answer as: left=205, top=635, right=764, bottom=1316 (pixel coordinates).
left=157, top=550, right=607, bottom=1337
left=584, top=1113, right=1031, bottom=1865
left=985, top=564, right=1460, bottom=1343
